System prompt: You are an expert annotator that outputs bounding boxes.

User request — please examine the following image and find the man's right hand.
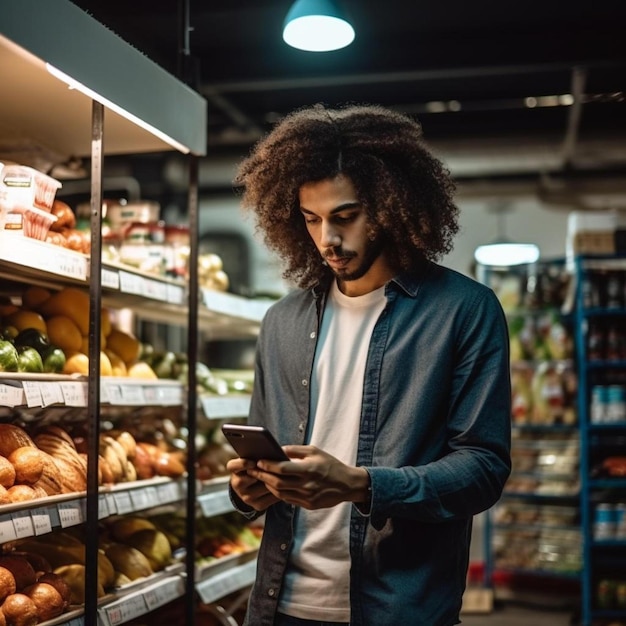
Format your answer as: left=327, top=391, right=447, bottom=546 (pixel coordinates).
left=226, top=457, right=282, bottom=511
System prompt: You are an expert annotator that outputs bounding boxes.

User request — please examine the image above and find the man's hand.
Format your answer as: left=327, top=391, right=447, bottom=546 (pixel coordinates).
left=248, top=445, right=370, bottom=510
left=226, top=456, right=282, bottom=511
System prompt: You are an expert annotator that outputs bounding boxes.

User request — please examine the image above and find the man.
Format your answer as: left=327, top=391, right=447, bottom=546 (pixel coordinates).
left=226, top=103, right=511, bottom=626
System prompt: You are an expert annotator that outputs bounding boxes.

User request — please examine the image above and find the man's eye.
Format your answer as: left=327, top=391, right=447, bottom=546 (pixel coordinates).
left=335, top=213, right=357, bottom=224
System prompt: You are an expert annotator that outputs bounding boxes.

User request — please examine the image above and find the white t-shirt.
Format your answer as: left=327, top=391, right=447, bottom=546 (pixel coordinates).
left=278, top=281, right=387, bottom=621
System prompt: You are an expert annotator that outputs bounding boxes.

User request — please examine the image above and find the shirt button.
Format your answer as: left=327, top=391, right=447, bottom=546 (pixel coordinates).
left=310, top=331, right=316, bottom=339
left=298, top=422, right=305, bottom=432
left=280, top=543, right=287, bottom=550
left=301, top=379, right=308, bottom=386
left=268, top=588, right=276, bottom=597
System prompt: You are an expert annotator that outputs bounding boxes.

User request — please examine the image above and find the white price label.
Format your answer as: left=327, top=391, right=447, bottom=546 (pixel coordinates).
left=119, top=385, right=145, bottom=405
left=12, top=511, right=34, bottom=538
left=167, top=283, right=185, bottom=304
left=129, top=489, right=150, bottom=511
left=0, top=514, right=17, bottom=542
left=104, top=383, right=123, bottom=404
left=0, top=383, right=24, bottom=407
left=40, top=382, right=64, bottom=407
left=31, top=507, right=53, bottom=535
left=119, top=271, right=144, bottom=296
left=98, top=495, right=110, bottom=519
left=52, top=249, right=88, bottom=280
left=143, top=577, right=183, bottom=611
left=22, top=381, right=43, bottom=407
left=142, top=487, right=159, bottom=509
left=143, top=278, right=168, bottom=301
left=113, top=491, right=133, bottom=514
left=60, top=382, right=88, bottom=406
left=102, top=267, right=120, bottom=289
left=105, top=492, right=118, bottom=516
left=199, top=490, right=233, bottom=518
left=58, top=501, right=84, bottom=527
left=104, top=594, right=147, bottom=625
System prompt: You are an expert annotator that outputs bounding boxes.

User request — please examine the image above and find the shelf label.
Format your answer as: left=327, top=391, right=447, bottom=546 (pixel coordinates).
left=167, top=283, right=185, bottom=305
left=102, top=593, right=147, bottom=626
left=31, top=507, right=54, bottom=535
left=198, top=490, right=234, bottom=518
left=53, top=249, right=88, bottom=280
left=22, top=381, right=43, bottom=407
left=196, top=559, right=257, bottom=604
left=60, top=382, right=88, bottom=407
left=0, top=383, right=24, bottom=407
left=0, top=513, right=17, bottom=542
left=102, top=267, right=120, bottom=289
left=119, top=270, right=144, bottom=296
left=104, top=492, right=118, bottom=516
left=119, top=384, right=145, bottom=405
left=98, top=494, right=110, bottom=519
left=201, top=395, right=250, bottom=420
left=39, top=382, right=65, bottom=407
left=143, top=278, right=168, bottom=301
left=12, top=510, right=34, bottom=538
left=129, top=488, right=151, bottom=511
left=143, top=576, right=184, bottom=611
left=113, top=490, right=133, bottom=515
left=58, top=501, right=84, bottom=527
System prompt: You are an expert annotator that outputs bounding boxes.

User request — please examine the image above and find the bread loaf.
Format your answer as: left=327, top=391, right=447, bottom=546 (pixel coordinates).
left=7, top=448, right=44, bottom=485
left=0, top=457, right=16, bottom=489
left=0, top=425, right=35, bottom=458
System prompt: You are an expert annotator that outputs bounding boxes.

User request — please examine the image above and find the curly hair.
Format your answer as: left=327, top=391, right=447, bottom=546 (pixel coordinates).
left=234, top=103, right=459, bottom=289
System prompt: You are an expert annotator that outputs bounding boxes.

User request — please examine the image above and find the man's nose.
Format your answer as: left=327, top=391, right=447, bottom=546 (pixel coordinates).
left=320, top=222, right=341, bottom=247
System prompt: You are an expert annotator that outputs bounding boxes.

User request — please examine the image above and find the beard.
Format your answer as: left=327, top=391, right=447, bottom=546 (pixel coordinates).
left=324, top=234, right=385, bottom=282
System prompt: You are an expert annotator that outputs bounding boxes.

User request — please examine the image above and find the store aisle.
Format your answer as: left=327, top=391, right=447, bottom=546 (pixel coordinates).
left=461, top=604, right=576, bottom=625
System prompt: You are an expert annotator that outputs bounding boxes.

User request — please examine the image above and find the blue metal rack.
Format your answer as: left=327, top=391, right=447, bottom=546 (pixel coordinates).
left=574, top=254, right=626, bottom=626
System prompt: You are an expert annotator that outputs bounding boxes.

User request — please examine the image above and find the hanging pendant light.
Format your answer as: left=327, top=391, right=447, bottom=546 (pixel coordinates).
left=474, top=204, right=540, bottom=267
left=283, top=0, right=355, bottom=52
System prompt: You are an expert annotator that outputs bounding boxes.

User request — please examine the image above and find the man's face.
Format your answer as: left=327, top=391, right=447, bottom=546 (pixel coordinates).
left=299, top=174, right=392, bottom=296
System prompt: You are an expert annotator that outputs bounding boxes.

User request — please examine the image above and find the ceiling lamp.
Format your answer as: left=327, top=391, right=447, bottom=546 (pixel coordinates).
left=283, top=0, right=355, bottom=52
left=474, top=204, right=540, bottom=267
left=474, top=242, right=540, bottom=266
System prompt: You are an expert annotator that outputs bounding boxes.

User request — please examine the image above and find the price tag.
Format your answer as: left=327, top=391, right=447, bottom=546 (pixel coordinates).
left=130, top=488, right=150, bottom=511
left=142, top=486, right=159, bottom=509
left=58, top=501, right=84, bottom=527
left=113, top=491, right=133, bottom=514
left=119, top=271, right=144, bottom=296
left=0, top=383, right=24, bottom=407
left=156, top=482, right=179, bottom=504
left=60, top=382, right=88, bottom=407
left=102, top=267, right=120, bottom=289
left=167, top=283, right=185, bottom=304
left=119, top=385, right=145, bottom=405
left=22, top=381, right=43, bottom=407
left=201, top=395, right=251, bottom=420
left=103, top=383, right=123, bottom=404
left=199, top=490, right=233, bottom=518
left=31, top=507, right=53, bottom=535
left=104, top=593, right=147, bottom=625
left=0, top=513, right=17, bottom=542
left=12, top=510, right=34, bottom=538
left=143, top=576, right=184, bottom=611
left=98, top=495, right=110, bottom=519
left=40, top=382, right=64, bottom=407
left=143, top=278, right=168, bottom=301
left=52, top=249, right=88, bottom=280
left=105, top=492, right=118, bottom=516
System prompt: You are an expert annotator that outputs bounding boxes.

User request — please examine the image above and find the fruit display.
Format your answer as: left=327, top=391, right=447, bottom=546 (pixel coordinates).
left=0, top=285, right=156, bottom=378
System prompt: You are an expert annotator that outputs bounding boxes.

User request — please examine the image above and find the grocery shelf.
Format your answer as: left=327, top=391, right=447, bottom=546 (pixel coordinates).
left=196, top=551, right=257, bottom=605
left=0, top=477, right=187, bottom=543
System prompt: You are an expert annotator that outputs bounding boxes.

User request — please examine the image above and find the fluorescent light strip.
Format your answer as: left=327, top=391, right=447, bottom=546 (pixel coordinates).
left=46, top=63, right=190, bottom=154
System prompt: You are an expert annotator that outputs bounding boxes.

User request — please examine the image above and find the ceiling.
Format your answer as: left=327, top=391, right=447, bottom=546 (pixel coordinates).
left=68, top=0, right=626, bottom=191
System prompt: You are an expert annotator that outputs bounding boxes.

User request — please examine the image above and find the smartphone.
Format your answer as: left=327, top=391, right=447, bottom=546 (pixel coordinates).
left=221, top=424, right=289, bottom=462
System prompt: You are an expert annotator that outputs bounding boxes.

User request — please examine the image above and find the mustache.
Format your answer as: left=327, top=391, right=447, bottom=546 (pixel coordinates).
left=323, top=246, right=357, bottom=259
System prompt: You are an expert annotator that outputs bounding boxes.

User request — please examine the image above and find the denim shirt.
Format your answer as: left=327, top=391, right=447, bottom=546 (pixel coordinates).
left=234, top=261, right=512, bottom=626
